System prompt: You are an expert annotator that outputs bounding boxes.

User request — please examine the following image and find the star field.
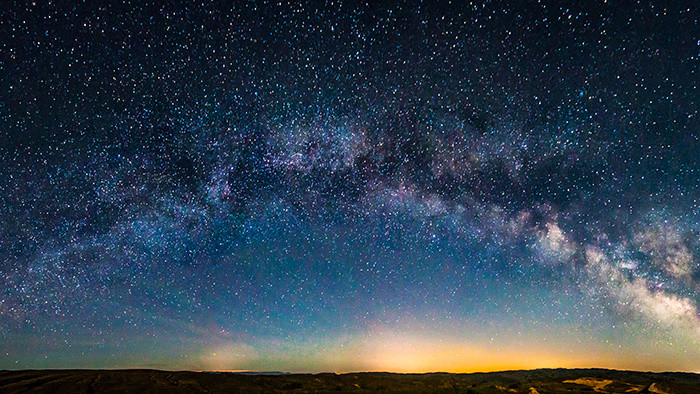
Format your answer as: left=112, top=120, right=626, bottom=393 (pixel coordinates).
left=0, top=1, right=698, bottom=372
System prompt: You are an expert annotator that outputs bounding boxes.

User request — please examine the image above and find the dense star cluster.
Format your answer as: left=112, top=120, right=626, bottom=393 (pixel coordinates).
left=0, top=2, right=698, bottom=371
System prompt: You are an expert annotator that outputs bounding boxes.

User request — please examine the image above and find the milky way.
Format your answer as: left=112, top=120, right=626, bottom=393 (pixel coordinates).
left=1, top=2, right=698, bottom=372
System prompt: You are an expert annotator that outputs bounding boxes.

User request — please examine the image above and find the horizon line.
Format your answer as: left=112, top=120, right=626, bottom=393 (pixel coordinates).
left=3, top=367, right=699, bottom=375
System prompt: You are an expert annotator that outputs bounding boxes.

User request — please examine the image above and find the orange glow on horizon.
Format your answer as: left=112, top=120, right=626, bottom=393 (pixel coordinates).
left=193, top=325, right=700, bottom=374
left=350, top=333, right=587, bottom=373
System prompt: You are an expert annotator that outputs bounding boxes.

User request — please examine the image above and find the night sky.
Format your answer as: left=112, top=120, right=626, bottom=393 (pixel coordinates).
left=1, top=1, right=699, bottom=373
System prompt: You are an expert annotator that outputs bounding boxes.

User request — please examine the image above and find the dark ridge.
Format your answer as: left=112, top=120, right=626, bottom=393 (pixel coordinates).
left=0, top=368, right=697, bottom=393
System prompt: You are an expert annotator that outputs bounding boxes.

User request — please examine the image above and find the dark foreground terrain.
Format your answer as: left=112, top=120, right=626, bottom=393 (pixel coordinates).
left=0, top=368, right=698, bottom=393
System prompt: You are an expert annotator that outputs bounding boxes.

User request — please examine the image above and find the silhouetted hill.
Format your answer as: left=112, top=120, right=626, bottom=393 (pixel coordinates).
left=0, top=368, right=698, bottom=393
